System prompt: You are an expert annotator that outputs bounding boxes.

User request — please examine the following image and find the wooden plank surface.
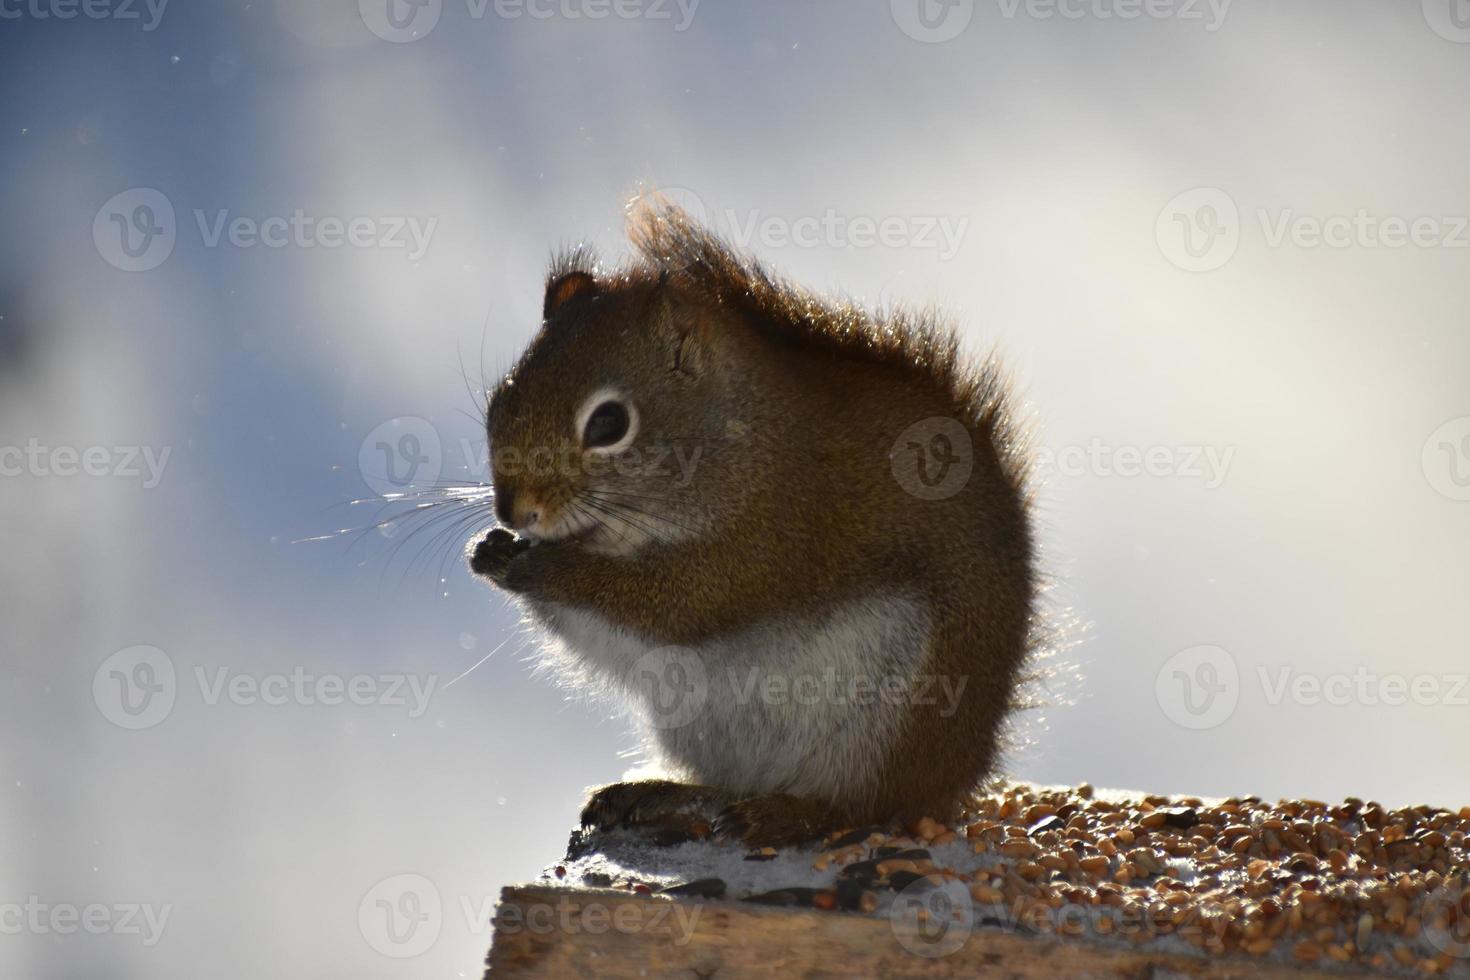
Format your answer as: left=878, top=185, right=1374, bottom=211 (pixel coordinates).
left=486, top=884, right=1388, bottom=978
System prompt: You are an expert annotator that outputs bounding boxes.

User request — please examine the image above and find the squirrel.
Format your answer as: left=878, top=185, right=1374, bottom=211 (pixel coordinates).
left=469, top=198, right=1037, bottom=848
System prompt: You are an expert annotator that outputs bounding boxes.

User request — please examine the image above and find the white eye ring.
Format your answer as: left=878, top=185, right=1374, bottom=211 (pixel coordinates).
left=574, top=387, right=639, bottom=455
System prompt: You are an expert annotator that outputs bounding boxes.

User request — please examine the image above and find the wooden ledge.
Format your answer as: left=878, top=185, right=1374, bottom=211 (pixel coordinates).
left=486, top=883, right=1384, bottom=978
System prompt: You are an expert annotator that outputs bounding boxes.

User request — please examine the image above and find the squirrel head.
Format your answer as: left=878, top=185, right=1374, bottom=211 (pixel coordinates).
left=486, top=231, right=757, bottom=556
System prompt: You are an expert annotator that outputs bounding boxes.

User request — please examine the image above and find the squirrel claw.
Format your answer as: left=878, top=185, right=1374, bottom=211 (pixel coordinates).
left=468, top=528, right=529, bottom=584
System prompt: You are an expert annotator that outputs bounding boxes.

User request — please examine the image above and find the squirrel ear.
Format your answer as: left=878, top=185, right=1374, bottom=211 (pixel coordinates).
left=544, top=270, right=598, bottom=320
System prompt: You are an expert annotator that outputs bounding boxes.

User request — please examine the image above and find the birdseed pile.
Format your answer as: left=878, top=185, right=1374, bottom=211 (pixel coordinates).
left=553, top=783, right=1470, bottom=975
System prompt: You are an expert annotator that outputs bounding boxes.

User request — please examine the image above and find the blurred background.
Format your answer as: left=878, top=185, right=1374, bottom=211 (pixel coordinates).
left=2, top=0, right=1468, bottom=975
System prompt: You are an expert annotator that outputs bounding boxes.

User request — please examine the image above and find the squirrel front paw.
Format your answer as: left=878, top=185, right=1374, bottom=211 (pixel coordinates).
left=467, top=528, right=530, bottom=586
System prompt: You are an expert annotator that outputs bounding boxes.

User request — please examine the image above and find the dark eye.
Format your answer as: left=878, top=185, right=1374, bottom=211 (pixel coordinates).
left=583, top=400, right=630, bottom=449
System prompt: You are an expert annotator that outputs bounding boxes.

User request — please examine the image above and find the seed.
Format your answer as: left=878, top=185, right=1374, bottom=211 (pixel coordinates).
left=1356, top=913, right=1374, bottom=949
left=1001, top=839, right=1039, bottom=859
left=1024, top=804, right=1056, bottom=823
left=1292, top=940, right=1322, bottom=961
left=970, top=883, right=1003, bottom=904
left=1079, top=856, right=1110, bottom=874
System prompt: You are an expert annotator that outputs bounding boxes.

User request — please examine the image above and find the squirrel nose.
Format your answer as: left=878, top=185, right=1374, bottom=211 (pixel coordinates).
left=494, top=486, right=542, bottom=531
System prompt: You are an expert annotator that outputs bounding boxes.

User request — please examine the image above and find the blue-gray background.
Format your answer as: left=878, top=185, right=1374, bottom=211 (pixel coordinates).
left=3, top=0, right=1469, bottom=976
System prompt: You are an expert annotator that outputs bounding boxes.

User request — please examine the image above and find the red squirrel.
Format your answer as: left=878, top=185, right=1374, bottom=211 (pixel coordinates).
left=470, top=199, right=1036, bottom=846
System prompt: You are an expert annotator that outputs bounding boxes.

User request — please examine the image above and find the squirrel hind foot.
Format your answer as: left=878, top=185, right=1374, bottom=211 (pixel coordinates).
left=712, top=794, right=847, bottom=849
left=580, top=779, right=730, bottom=834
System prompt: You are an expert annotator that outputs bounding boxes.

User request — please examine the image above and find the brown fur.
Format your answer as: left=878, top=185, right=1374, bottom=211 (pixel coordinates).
left=471, top=199, right=1037, bottom=846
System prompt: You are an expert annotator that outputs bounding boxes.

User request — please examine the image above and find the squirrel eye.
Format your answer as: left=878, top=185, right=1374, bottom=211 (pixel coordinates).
left=582, top=400, right=631, bottom=449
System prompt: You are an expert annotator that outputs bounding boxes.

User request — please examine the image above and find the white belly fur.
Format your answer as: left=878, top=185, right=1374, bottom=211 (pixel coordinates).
left=527, top=593, right=933, bottom=803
